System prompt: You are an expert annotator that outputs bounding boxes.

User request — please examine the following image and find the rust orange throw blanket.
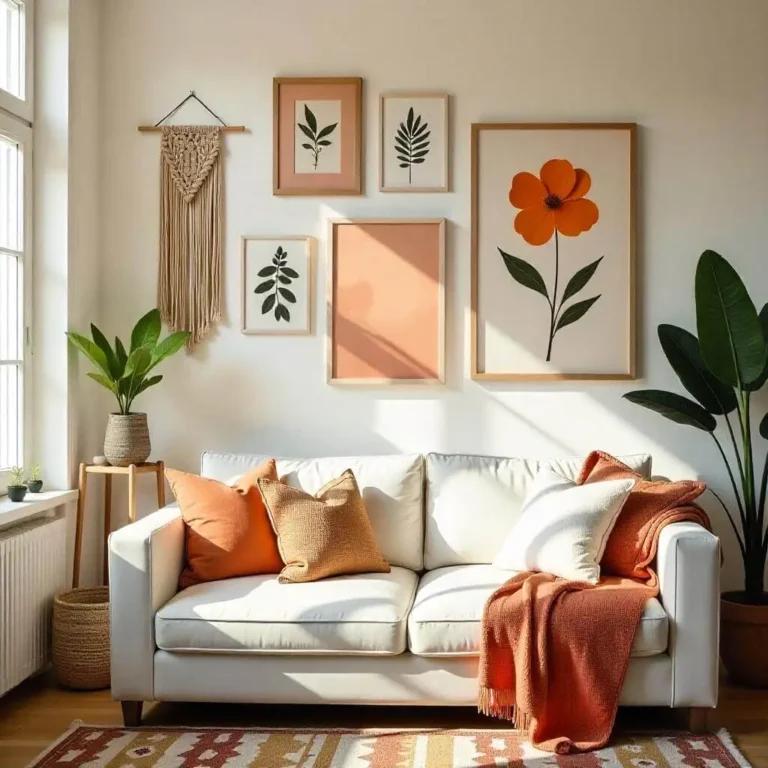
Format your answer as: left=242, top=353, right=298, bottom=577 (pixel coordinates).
left=479, top=451, right=709, bottom=754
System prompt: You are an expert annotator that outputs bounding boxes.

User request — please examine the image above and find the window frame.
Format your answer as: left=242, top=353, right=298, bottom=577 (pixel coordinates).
left=0, top=109, right=32, bottom=490
left=0, top=0, right=34, bottom=123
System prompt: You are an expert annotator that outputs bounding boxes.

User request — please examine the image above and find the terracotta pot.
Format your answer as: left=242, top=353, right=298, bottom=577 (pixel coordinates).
left=104, top=413, right=151, bottom=467
left=720, top=592, right=768, bottom=688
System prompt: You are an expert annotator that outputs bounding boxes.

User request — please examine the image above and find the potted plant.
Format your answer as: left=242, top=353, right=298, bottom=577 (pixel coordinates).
left=625, top=249, right=768, bottom=687
left=27, top=464, right=43, bottom=493
left=7, top=466, right=27, bottom=502
left=67, top=309, right=189, bottom=467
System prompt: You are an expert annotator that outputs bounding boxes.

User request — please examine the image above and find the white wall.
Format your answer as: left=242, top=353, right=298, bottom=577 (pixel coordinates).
left=34, top=0, right=105, bottom=586
left=87, top=0, right=768, bottom=589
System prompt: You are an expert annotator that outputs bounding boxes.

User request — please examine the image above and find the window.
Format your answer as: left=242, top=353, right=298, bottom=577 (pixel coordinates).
left=0, top=0, right=24, bottom=100
left=0, top=0, right=31, bottom=121
left=0, top=0, right=31, bottom=488
left=0, top=120, right=28, bottom=476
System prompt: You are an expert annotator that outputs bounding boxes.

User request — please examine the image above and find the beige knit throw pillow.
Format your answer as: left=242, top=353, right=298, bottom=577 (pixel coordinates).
left=258, top=469, right=390, bottom=583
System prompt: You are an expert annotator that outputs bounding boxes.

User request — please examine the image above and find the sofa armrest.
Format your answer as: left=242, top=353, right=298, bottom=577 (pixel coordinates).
left=657, top=521, right=720, bottom=707
left=108, top=504, right=184, bottom=701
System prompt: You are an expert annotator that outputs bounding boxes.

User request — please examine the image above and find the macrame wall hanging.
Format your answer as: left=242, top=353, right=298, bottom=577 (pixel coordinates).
left=139, top=92, right=245, bottom=350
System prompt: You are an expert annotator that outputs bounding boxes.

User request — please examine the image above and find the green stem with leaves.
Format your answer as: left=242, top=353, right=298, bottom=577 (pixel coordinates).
left=545, top=231, right=560, bottom=363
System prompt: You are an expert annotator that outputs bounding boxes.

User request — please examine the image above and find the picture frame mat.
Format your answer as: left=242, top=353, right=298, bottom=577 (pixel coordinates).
left=273, top=77, right=363, bottom=196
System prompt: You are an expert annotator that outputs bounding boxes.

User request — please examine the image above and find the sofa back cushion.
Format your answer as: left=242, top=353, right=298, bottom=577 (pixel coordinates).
left=201, top=453, right=424, bottom=570
left=424, top=452, right=652, bottom=570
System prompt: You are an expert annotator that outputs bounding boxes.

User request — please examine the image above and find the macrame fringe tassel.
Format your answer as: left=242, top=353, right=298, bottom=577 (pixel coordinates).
left=478, top=687, right=531, bottom=733
left=158, top=126, right=222, bottom=351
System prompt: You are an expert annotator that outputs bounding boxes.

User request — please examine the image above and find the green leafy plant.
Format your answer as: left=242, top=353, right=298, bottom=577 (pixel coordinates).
left=66, top=309, right=189, bottom=415
left=28, top=464, right=41, bottom=482
left=8, top=466, right=24, bottom=487
left=298, top=105, right=337, bottom=171
left=254, top=246, right=299, bottom=322
left=624, top=250, right=768, bottom=604
left=395, top=107, right=430, bottom=185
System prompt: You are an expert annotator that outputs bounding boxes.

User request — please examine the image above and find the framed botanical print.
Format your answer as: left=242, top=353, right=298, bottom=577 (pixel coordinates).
left=273, top=77, right=363, bottom=196
left=327, top=218, right=446, bottom=385
left=471, top=122, right=636, bottom=381
left=380, top=92, right=449, bottom=192
left=241, top=236, right=313, bottom=335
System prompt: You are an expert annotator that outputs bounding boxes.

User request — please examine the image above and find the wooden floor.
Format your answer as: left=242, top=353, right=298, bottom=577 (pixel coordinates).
left=1, top=671, right=766, bottom=767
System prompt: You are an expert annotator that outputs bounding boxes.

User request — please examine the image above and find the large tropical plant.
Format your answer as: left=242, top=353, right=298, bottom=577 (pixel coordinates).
left=66, top=309, right=189, bottom=415
left=625, top=250, right=768, bottom=604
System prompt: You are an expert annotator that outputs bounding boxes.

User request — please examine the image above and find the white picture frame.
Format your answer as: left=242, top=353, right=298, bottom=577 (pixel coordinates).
left=379, top=92, right=449, bottom=193
left=241, top=236, right=313, bottom=335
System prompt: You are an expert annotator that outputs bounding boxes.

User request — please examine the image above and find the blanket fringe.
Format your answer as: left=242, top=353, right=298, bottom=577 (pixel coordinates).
left=478, top=687, right=531, bottom=732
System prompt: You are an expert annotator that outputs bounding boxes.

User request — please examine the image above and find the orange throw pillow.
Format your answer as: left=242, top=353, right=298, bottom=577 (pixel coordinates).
left=167, top=460, right=283, bottom=589
left=577, top=451, right=706, bottom=578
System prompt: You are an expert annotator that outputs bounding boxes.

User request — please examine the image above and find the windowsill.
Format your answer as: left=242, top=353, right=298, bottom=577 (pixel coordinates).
left=0, top=489, right=78, bottom=531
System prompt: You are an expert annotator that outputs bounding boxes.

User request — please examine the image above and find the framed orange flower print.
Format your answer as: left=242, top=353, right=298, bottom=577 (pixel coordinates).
left=471, top=123, right=636, bottom=381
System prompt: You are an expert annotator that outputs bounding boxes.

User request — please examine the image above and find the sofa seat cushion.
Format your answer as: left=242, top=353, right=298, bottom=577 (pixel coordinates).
left=407, top=565, right=668, bottom=658
left=156, top=566, right=418, bottom=656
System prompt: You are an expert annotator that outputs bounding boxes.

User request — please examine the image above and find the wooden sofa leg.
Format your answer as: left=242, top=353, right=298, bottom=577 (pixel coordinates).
left=121, top=701, right=143, bottom=727
left=686, top=707, right=710, bottom=733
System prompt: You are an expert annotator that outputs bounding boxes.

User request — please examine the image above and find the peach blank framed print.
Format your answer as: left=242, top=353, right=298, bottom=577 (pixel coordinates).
left=328, top=219, right=446, bottom=385
left=273, top=77, right=363, bottom=196
left=471, top=122, right=636, bottom=381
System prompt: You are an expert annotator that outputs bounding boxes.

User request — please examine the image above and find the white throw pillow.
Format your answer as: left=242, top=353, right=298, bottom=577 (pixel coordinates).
left=492, top=468, right=635, bottom=583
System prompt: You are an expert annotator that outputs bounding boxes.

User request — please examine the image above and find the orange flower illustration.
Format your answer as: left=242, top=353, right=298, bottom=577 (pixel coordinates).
left=499, top=158, right=603, bottom=362
left=509, top=159, right=599, bottom=246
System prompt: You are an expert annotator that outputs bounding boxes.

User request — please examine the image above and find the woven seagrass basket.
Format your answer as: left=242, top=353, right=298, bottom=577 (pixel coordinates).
left=104, top=412, right=151, bottom=467
left=52, top=586, right=110, bottom=690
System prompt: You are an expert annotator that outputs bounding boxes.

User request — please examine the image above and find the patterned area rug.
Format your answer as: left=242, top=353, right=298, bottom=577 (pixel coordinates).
left=27, top=724, right=751, bottom=767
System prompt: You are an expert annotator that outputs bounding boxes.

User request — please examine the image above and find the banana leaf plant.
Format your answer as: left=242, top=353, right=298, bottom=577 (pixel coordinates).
left=624, top=250, right=768, bottom=604
left=66, top=309, right=189, bottom=415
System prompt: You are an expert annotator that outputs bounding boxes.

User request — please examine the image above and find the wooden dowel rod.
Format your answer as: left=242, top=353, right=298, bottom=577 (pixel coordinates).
left=137, top=125, right=246, bottom=133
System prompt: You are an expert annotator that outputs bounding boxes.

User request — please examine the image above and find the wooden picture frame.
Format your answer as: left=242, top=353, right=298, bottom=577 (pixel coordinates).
left=273, top=77, right=363, bottom=196
left=241, top=235, right=313, bottom=335
left=379, top=92, right=449, bottom=193
left=471, top=122, right=636, bottom=381
left=327, top=218, right=446, bottom=385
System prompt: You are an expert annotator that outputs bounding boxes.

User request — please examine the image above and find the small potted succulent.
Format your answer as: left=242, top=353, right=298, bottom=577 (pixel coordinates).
left=27, top=464, right=43, bottom=493
left=7, top=466, right=27, bottom=502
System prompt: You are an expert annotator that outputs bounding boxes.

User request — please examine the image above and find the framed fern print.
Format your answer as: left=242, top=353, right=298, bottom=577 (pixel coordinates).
left=380, top=92, right=449, bottom=193
left=241, top=236, right=313, bottom=335
left=273, top=77, right=362, bottom=196
left=471, top=123, right=636, bottom=381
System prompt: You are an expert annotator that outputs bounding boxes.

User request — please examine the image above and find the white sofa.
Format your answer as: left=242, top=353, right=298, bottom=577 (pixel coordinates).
left=109, top=452, right=720, bottom=727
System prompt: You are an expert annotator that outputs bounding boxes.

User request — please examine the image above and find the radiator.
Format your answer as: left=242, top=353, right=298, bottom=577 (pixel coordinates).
left=0, top=514, right=68, bottom=696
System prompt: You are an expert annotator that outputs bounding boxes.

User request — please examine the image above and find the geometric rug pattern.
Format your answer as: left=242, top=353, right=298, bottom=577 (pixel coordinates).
left=27, top=724, right=752, bottom=768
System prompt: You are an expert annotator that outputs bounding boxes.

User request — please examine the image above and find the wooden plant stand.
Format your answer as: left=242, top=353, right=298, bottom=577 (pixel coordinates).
left=73, top=461, right=165, bottom=587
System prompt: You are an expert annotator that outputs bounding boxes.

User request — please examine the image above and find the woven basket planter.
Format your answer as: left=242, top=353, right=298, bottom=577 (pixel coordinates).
left=104, top=412, right=151, bottom=467
left=52, top=586, right=110, bottom=690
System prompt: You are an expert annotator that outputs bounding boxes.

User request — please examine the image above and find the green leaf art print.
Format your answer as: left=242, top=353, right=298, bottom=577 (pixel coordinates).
left=297, top=104, right=338, bottom=171
left=254, top=246, right=299, bottom=323
left=395, top=107, right=431, bottom=185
